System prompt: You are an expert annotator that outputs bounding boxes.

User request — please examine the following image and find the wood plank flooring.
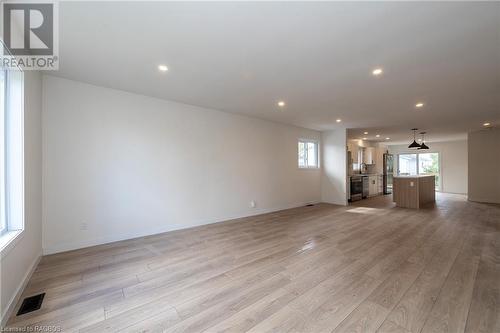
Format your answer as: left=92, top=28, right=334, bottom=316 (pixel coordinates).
left=6, top=193, right=500, bottom=333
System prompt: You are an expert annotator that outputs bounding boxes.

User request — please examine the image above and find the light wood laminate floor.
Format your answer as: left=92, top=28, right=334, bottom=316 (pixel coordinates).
left=6, top=193, right=500, bottom=333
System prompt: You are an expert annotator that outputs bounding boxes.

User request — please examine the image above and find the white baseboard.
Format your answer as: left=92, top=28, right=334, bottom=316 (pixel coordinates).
left=43, top=200, right=321, bottom=255
left=1, top=252, right=42, bottom=327
left=322, top=199, right=348, bottom=206
left=438, top=190, right=467, bottom=195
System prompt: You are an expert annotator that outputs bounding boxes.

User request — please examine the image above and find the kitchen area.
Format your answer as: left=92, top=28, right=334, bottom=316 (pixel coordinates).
left=347, top=139, right=393, bottom=202
left=347, top=127, right=440, bottom=208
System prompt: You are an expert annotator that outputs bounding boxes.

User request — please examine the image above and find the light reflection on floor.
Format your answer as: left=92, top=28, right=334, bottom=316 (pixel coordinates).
left=346, top=206, right=388, bottom=215
left=296, top=239, right=317, bottom=253
left=348, top=194, right=396, bottom=211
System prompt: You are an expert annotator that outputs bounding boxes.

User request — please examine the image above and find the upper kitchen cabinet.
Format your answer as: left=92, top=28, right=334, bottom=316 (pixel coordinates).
left=348, top=141, right=359, bottom=164
left=365, top=147, right=376, bottom=164
left=347, top=139, right=388, bottom=173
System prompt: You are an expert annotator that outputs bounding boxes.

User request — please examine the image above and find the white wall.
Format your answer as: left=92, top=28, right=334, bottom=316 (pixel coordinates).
left=42, top=76, right=322, bottom=254
left=0, top=72, right=43, bottom=324
left=468, top=128, right=500, bottom=204
left=321, top=129, right=348, bottom=205
left=388, top=140, right=468, bottom=194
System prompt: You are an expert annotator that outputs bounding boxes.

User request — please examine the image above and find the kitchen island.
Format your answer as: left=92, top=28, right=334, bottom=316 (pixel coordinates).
left=393, top=175, right=435, bottom=208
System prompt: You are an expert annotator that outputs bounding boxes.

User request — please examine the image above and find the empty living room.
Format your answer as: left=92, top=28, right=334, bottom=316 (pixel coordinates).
left=1, top=1, right=499, bottom=332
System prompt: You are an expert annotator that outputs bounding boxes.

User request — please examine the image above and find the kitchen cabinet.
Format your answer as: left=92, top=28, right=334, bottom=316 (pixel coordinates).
left=365, top=147, right=376, bottom=165
left=368, top=175, right=378, bottom=196
left=348, top=142, right=359, bottom=164
left=352, top=145, right=359, bottom=164
left=393, top=175, right=435, bottom=208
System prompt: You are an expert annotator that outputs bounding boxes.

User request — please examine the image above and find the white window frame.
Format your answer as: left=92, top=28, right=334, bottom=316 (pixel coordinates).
left=298, top=139, right=320, bottom=169
left=0, top=70, right=6, bottom=236
left=0, top=66, right=25, bottom=254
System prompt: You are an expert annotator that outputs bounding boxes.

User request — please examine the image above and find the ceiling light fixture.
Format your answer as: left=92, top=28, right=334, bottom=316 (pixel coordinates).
left=363, top=131, right=368, bottom=135
left=408, top=128, right=421, bottom=149
left=158, top=65, right=168, bottom=72
left=363, top=137, right=367, bottom=140
left=336, top=119, right=342, bottom=123
left=418, top=132, right=429, bottom=150
left=385, top=137, right=390, bottom=140
left=277, top=101, right=285, bottom=107
left=483, top=122, right=491, bottom=127
left=372, top=68, right=383, bottom=76
left=376, top=134, right=380, bottom=138
left=415, top=103, right=424, bottom=108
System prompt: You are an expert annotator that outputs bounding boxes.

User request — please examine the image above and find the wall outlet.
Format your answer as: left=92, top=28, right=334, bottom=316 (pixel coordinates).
left=410, top=181, right=414, bottom=187
left=80, top=222, right=88, bottom=231
left=250, top=200, right=256, bottom=208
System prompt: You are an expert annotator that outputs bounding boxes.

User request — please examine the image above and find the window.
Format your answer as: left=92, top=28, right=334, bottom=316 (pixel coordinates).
left=298, top=140, right=319, bottom=168
left=0, top=67, right=24, bottom=244
left=398, top=154, right=417, bottom=176
left=397, top=152, right=440, bottom=190
left=418, top=153, right=440, bottom=190
left=0, top=70, right=6, bottom=235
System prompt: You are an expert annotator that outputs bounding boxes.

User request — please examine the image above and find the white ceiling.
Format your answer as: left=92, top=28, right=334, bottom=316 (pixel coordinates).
left=50, top=2, right=499, bottom=142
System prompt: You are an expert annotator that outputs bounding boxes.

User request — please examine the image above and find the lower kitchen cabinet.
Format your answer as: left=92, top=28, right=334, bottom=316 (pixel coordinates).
left=368, top=176, right=378, bottom=196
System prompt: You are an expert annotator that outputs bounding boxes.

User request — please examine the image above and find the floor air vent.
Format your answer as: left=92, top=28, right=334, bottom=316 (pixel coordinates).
left=17, top=293, right=45, bottom=316
left=306, top=204, right=315, bottom=207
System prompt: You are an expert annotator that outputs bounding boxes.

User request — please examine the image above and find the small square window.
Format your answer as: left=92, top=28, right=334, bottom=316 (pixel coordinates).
left=298, top=140, right=319, bottom=168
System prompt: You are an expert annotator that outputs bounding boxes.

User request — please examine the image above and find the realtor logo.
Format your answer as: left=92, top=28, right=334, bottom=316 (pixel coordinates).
left=1, top=1, right=59, bottom=70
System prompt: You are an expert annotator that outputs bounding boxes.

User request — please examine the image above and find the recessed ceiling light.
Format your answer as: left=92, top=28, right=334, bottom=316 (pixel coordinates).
left=372, top=68, right=383, bottom=76
left=277, top=101, right=285, bottom=107
left=483, top=122, right=491, bottom=127
left=336, top=119, right=342, bottom=123
left=363, top=131, right=368, bottom=135
left=385, top=137, right=390, bottom=140
left=376, top=134, right=380, bottom=138
left=363, top=137, right=367, bottom=140
left=158, top=65, right=168, bottom=72
left=415, top=103, right=424, bottom=108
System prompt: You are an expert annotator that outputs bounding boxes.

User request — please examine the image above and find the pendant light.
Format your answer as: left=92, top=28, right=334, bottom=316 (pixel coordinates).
left=418, top=132, right=429, bottom=150
left=408, top=128, right=421, bottom=149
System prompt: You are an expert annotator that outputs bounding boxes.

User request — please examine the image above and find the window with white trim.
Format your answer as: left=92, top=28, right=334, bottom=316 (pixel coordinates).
left=0, top=70, right=6, bottom=235
left=0, top=67, right=24, bottom=242
left=298, top=140, right=319, bottom=168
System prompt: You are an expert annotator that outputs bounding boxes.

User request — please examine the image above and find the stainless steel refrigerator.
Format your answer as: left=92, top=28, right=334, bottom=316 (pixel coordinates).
left=383, top=153, right=394, bottom=194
